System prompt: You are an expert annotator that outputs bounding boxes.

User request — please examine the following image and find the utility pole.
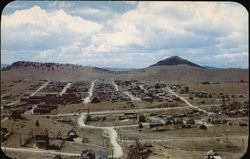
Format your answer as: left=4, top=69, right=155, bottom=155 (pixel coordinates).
left=11, top=121, right=14, bottom=135
left=19, top=134, right=22, bottom=146
left=103, top=137, right=105, bottom=147
left=242, top=138, right=244, bottom=149
left=111, top=149, right=114, bottom=159
left=4, top=139, right=7, bottom=153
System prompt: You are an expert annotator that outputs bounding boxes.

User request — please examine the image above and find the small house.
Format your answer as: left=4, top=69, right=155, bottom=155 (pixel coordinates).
left=239, top=121, right=248, bottom=126
left=208, top=114, right=226, bottom=124
left=90, top=97, right=100, bottom=103
left=137, top=114, right=146, bottom=122
left=67, top=129, right=78, bottom=138
left=203, top=150, right=222, bottom=159
left=149, top=120, right=164, bottom=128
left=9, top=110, right=22, bottom=120
left=183, top=119, right=195, bottom=125
left=35, top=131, right=49, bottom=149
left=81, top=149, right=95, bottom=159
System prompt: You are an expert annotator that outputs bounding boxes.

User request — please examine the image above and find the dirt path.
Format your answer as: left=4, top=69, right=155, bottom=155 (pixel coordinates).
left=124, top=91, right=141, bottom=101
left=138, top=135, right=248, bottom=142
left=84, top=79, right=98, bottom=104
left=30, top=81, right=50, bottom=97
left=25, top=81, right=51, bottom=115
left=1, top=94, right=7, bottom=98
left=164, top=87, right=210, bottom=114
left=59, top=82, right=72, bottom=96
left=111, top=80, right=119, bottom=91
left=43, top=106, right=191, bottom=117
left=5, top=100, right=19, bottom=106
left=1, top=146, right=80, bottom=156
left=77, top=113, right=124, bottom=158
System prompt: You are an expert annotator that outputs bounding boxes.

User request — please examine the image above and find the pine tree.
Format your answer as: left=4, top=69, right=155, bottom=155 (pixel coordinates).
left=35, top=120, right=40, bottom=127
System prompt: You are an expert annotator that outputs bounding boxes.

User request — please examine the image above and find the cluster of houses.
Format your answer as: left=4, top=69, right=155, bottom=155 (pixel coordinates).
left=116, top=110, right=209, bottom=131
left=210, top=101, right=249, bottom=117
left=144, top=83, right=182, bottom=102
left=17, top=81, right=91, bottom=114
left=90, top=80, right=131, bottom=103
left=91, top=82, right=115, bottom=103
left=28, top=81, right=45, bottom=91
left=118, top=112, right=146, bottom=123
left=114, top=80, right=182, bottom=103
left=34, top=128, right=78, bottom=150
left=207, top=113, right=248, bottom=126
left=66, top=81, right=90, bottom=100
left=190, top=91, right=213, bottom=98
left=147, top=116, right=207, bottom=130
left=141, top=109, right=210, bottom=130
left=127, top=140, right=153, bottom=159
left=40, top=81, right=68, bottom=93
left=53, top=150, right=109, bottom=159
left=114, top=80, right=153, bottom=101
left=2, top=80, right=91, bottom=119
left=33, top=104, right=58, bottom=114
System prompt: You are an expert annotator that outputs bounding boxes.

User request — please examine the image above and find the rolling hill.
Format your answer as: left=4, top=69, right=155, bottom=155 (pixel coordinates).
left=1, top=59, right=248, bottom=83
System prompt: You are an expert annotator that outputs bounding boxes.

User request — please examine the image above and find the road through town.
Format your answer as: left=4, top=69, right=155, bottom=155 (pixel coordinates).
left=84, top=79, right=98, bottom=103
left=77, top=113, right=124, bottom=158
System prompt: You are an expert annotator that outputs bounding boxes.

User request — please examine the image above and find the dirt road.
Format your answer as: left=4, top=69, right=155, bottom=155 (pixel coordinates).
left=84, top=79, right=98, bottom=103
left=164, top=87, right=210, bottom=114
left=30, top=81, right=50, bottom=97
left=124, top=91, right=141, bottom=101
left=112, top=80, right=119, bottom=91
left=59, top=82, right=72, bottom=96
left=77, top=113, right=124, bottom=158
left=1, top=146, right=80, bottom=156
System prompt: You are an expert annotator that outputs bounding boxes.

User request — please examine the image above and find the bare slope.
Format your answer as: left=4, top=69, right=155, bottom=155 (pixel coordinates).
left=1, top=61, right=114, bottom=82
left=1, top=61, right=248, bottom=83
left=123, top=65, right=249, bottom=83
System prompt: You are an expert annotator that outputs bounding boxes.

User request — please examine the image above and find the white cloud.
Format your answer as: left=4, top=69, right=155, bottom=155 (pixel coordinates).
left=1, top=2, right=248, bottom=68
left=79, top=8, right=111, bottom=16
left=213, top=52, right=248, bottom=58
left=1, top=6, right=103, bottom=50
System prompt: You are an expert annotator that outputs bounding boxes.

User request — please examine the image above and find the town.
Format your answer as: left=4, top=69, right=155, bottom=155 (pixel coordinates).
left=1, top=78, right=248, bottom=159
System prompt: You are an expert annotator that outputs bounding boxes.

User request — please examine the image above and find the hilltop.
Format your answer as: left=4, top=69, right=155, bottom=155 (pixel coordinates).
left=149, top=56, right=202, bottom=68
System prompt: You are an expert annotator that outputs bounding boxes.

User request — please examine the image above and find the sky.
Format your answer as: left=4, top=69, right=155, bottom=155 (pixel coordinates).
left=1, top=1, right=249, bottom=68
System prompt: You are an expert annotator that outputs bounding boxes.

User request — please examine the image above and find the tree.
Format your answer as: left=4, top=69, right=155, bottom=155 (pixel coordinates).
left=35, top=120, right=40, bottom=127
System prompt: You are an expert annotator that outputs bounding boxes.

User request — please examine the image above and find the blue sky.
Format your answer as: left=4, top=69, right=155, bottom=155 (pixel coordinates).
left=1, top=1, right=248, bottom=68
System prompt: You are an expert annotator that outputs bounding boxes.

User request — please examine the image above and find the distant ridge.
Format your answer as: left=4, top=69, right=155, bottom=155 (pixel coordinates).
left=1, top=60, right=248, bottom=83
left=202, top=66, right=223, bottom=69
left=149, top=56, right=203, bottom=68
